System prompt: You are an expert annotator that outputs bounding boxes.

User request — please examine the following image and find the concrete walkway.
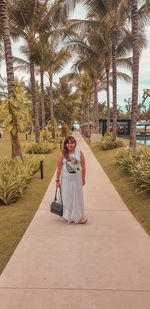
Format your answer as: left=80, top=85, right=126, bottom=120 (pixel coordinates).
left=0, top=132, right=150, bottom=309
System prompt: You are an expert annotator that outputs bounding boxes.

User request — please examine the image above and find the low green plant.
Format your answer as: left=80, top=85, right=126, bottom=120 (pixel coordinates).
left=115, top=149, right=150, bottom=192
left=100, top=132, right=124, bottom=150
left=41, top=122, right=63, bottom=144
left=22, top=142, right=56, bottom=154
left=41, top=127, right=52, bottom=142
left=0, top=155, right=41, bottom=205
left=115, top=148, right=140, bottom=172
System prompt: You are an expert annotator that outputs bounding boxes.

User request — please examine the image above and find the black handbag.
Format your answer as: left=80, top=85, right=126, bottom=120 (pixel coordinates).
left=50, top=187, right=63, bottom=216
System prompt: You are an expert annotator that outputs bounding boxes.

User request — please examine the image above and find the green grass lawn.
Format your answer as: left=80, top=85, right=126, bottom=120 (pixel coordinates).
left=89, top=139, right=150, bottom=236
left=0, top=137, right=59, bottom=274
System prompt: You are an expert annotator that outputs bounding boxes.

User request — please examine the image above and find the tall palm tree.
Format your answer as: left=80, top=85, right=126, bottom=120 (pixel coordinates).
left=68, top=34, right=106, bottom=133
left=68, top=30, right=132, bottom=135
left=33, top=37, right=71, bottom=128
left=129, top=0, right=139, bottom=151
left=129, top=0, right=150, bottom=151
left=0, top=0, right=22, bottom=159
left=71, top=70, right=93, bottom=135
left=54, top=74, right=78, bottom=125
left=8, top=0, right=69, bottom=142
left=66, top=0, right=148, bottom=142
left=45, top=39, right=71, bottom=123
left=32, top=36, right=51, bottom=130
left=87, top=0, right=131, bottom=139
left=65, top=0, right=130, bottom=138
left=13, top=40, right=71, bottom=129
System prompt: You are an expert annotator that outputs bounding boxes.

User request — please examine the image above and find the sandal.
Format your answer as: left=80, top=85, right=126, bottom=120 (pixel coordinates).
left=79, top=218, right=87, bottom=224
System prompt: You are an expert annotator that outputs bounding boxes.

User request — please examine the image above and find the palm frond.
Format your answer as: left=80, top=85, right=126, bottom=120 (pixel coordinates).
left=116, top=71, right=131, bottom=83
left=116, top=57, right=133, bottom=72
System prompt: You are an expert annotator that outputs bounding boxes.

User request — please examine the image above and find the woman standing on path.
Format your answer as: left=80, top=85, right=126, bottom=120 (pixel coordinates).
left=56, top=135, right=87, bottom=224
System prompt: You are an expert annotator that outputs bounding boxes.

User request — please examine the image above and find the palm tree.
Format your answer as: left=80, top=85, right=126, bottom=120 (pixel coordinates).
left=129, top=0, right=139, bottom=151
left=13, top=39, right=71, bottom=129
left=71, top=70, right=93, bottom=136
left=65, top=0, right=131, bottom=138
left=8, top=0, right=69, bottom=142
left=33, top=37, right=71, bottom=128
left=129, top=0, right=149, bottom=151
left=68, top=34, right=106, bottom=133
left=66, top=0, right=148, bottom=142
left=0, top=0, right=22, bottom=159
left=45, top=39, right=71, bottom=123
left=32, top=36, right=51, bottom=130
left=68, top=29, right=132, bottom=135
left=54, top=75, right=78, bottom=125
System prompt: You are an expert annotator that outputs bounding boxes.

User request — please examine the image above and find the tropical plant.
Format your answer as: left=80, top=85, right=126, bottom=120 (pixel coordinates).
left=45, top=38, right=71, bottom=123
left=68, top=34, right=107, bottom=133
left=100, top=131, right=124, bottom=150
left=23, top=142, right=56, bottom=154
left=54, top=75, right=78, bottom=125
left=67, top=70, right=93, bottom=136
left=65, top=0, right=131, bottom=138
left=0, top=84, right=33, bottom=135
left=0, top=155, right=41, bottom=205
left=129, top=0, right=139, bottom=152
left=115, top=148, right=150, bottom=192
left=68, top=28, right=132, bottom=135
left=32, top=37, right=71, bottom=128
left=41, top=126, right=52, bottom=142
left=7, top=0, right=69, bottom=142
left=0, top=0, right=22, bottom=159
left=66, top=0, right=147, bottom=142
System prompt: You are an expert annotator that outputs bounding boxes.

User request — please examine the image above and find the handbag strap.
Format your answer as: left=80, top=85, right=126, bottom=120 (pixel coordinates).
left=54, top=187, right=63, bottom=206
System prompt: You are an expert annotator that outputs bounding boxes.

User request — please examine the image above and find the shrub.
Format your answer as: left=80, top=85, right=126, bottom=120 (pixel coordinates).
left=100, top=132, right=124, bottom=150
left=41, top=128, right=52, bottom=142
left=23, top=142, right=56, bottom=154
left=0, top=155, right=42, bottom=205
left=115, top=148, right=140, bottom=172
left=115, top=149, right=150, bottom=193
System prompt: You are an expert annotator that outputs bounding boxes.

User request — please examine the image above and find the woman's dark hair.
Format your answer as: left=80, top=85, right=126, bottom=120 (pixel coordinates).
left=63, top=136, right=77, bottom=159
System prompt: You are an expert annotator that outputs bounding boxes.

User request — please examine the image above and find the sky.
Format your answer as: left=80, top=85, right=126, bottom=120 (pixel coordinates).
left=1, top=3, right=150, bottom=113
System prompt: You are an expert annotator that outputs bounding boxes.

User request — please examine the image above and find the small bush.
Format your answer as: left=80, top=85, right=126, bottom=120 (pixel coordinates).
left=0, top=155, right=42, bottom=205
left=41, top=128, right=52, bottom=142
left=100, top=132, right=124, bottom=150
left=23, top=142, right=56, bottom=154
left=115, top=148, right=140, bottom=172
left=115, top=149, right=150, bottom=193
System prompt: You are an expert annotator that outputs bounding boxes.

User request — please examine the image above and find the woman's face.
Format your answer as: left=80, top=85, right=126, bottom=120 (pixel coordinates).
left=66, top=140, right=76, bottom=152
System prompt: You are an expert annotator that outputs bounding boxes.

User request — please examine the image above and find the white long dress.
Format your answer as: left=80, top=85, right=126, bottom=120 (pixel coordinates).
left=60, top=148, right=84, bottom=224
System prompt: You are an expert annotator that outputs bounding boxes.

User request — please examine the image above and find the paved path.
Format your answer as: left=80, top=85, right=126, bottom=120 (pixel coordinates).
left=0, top=132, right=150, bottom=309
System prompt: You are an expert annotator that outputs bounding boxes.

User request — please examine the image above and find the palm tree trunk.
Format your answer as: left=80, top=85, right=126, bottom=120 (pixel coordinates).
left=85, top=96, right=88, bottom=122
left=111, top=30, right=117, bottom=140
left=0, top=0, right=22, bottom=159
left=40, top=70, right=45, bottom=130
left=49, top=74, right=53, bottom=123
left=82, top=98, right=86, bottom=136
left=81, top=108, right=84, bottom=135
left=106, top=69, right=110, bottom=132
left=87, top=97, right=90, bottom=137
left=130, top=0, right=139, bottom=152
left=94, top=77, right=99, bottom=133
left=83, top=98, right=86, bottom=123
left=28, top=42, right=40, bottom=143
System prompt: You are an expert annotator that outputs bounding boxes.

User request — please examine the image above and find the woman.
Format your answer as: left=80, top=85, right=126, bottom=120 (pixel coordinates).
left=56, top=135, right=87, bottom=224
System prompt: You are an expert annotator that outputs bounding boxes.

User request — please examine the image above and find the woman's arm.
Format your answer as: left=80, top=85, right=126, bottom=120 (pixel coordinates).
left=80, top=151, right=86, bottom=185
left=56, top=152, right=63, bottom=188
